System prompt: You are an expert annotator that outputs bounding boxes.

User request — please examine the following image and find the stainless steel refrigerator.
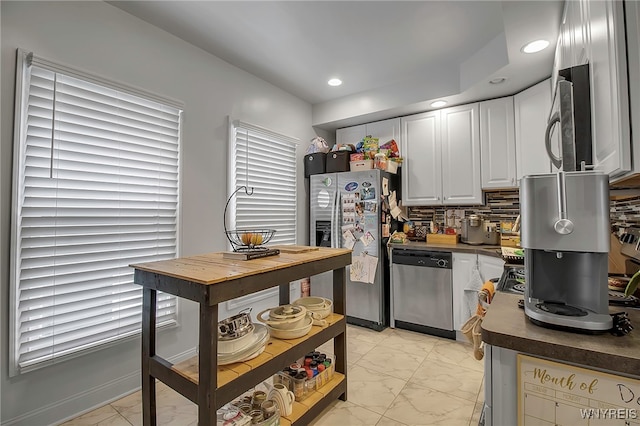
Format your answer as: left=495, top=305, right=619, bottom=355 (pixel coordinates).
left=309, top=169, right=400, bottom=330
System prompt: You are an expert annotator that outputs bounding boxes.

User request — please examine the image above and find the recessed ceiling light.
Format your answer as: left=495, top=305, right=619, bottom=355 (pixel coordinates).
left=328, top=78, right=342, bottom=86
left=430, top=100, right=447, bottom=108
left=521, top=39, right=550, bottom=54
left=489, top=77, right=507, bottom=84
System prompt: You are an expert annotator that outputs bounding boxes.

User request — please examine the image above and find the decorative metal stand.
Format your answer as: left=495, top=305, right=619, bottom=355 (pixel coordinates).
left=223, top=186, right=279, bottom=260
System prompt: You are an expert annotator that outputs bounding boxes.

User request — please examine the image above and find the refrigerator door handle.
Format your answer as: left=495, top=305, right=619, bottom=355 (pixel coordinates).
left=330, top=189, right=338, bottom=248
left=333, top=191, right=341, bottom=248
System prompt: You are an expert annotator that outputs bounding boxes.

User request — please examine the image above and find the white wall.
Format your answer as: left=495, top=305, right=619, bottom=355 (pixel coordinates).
left=0, top=1, right=315, bottom=424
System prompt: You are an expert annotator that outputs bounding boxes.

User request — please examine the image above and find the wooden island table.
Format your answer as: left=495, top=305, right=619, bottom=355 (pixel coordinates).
left=130, top=246, right=352, bottom=426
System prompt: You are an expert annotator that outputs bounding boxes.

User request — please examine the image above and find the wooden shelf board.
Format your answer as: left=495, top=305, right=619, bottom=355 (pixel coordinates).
left=279, top=418, right=292, bottom=426
left=282, top=373, right=345, bottom=424
left=171, top=315, right=345, bottom=389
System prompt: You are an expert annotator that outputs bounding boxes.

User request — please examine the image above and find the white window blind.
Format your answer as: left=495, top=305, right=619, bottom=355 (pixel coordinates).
left=10, top=51, right=182, bottom=375
left=229, top=120, right=298, bottom=246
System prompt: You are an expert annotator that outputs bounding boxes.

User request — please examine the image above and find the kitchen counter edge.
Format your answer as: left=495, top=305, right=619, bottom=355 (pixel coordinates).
left=482, top=292, right=640, bottom=377
left=388, top=241, right=503, bottom=258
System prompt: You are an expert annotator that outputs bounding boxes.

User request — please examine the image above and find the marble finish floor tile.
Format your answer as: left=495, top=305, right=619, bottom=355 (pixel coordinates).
left=347, top=364, right=407, bottom=415
left=426, top=340, right=485, bottom=373
left=383, top=381, right=476, bottom=426
left=356, top=344, right=426, bottom=380
left=376, top=328, right=441, bottom=357
left=347, top=339, right=377, bottom=364
left=470, top=397, right=484, bottom=426
left=375, top=416, right=409, bottom=426
left=409, top=359, right=484, bottom=402
left=112, top=387, right=197, bottom=426
left=347, top=324, right=393, bottom=345
left=308, top=400, right=382, bottom=426
left=61, top=405, right=128, bottom=426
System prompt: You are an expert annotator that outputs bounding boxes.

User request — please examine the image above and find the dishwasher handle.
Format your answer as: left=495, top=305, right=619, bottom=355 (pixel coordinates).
left=392, top=250, right=452, bottom=269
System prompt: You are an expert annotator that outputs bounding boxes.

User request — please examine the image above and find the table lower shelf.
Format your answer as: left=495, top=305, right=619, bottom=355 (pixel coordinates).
left=168, top=313, right=346, bottom=412
left=282, top=372, right=345, bottom=425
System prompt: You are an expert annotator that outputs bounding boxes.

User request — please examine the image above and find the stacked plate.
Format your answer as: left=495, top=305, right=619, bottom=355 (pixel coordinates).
left=218, top=323, right=270, bottom=365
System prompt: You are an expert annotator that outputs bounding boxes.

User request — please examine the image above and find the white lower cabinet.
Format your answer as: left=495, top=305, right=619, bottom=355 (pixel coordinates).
left=478, top=255, right=505, bottom=283
left=453, top=253, right=505, bottom=338
left=452, top=252, right=478, bottom=333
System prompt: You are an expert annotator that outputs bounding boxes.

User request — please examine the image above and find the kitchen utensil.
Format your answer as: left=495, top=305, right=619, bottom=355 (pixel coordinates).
left=264, top=315, right=313, bottom=339
left=217, top=324, right=270, bottom=365
left=257, top=305, right=308, bottom=330
left=292, top=296, right=333, bottom=319
left=218, top=325, right=255, bottom=354
left=218, top=308, right=254, bottom=340
left=269, top=384, right=294, bottom=416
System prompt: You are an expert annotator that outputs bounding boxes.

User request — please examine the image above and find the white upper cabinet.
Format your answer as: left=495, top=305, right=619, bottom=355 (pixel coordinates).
left=441, top=104, right=482, bottom=205
left=584, top=0, right=631, bottom=177
left=335, top=118, right=401, bottom=148
left=336, top=124, right=365, bottom=146
left=514, top=79, right=552, bottom=181
left=624, top=0, right=640, bottom=182
left=365, top=118, right=401, bottom=145
left=401, top=104, right=481, bottom=206
left=480, top=97, right=517, bottom=189
left=401, top=111, right=442, bottom=205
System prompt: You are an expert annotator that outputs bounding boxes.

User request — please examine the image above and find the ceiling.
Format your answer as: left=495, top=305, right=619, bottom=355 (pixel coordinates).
left=109, top=1, right=564, bottom=129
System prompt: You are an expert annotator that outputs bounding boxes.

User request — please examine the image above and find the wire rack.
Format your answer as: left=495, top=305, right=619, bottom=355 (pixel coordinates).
left=224, top=186, right=277, bottom=252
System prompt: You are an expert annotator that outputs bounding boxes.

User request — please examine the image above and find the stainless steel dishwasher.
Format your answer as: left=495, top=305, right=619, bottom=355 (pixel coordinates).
left=391, top=248, right=455, bottom=339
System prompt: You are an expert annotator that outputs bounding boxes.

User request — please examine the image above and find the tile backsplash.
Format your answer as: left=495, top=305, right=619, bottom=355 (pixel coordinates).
left=610, top=195, right=640, bottom=231
left=407, top=190, right=520, bottom=231
left=408, top=190, right=640, bottom=232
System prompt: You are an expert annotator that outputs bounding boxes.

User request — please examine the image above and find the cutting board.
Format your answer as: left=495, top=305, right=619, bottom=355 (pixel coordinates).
left=268, top=245, right=319, bottom=253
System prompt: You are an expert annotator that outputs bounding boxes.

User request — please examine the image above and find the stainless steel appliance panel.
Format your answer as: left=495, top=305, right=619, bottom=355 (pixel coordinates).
left=309, top=169, right=397, bottom=329
left=520, top=171, right=610, bottom=252
left=338, top=170, right=382, bottom=324
left=392, top=249, right=453, bottom=333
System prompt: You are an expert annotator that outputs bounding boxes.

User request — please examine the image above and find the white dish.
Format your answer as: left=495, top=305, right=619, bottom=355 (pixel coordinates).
left=218, top=323, right=269, bottom=365
left=218, top=326, right=255, bottom=354
left=293, top=297, right=333, bottom=319
left=266, top=316, right=312, bottom=340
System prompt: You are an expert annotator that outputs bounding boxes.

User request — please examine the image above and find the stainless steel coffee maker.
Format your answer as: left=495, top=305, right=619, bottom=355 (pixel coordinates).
left=520, top=170, right=612, bottom=332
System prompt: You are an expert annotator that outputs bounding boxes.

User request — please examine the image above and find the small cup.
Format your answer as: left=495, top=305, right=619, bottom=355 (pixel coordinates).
left=252, top=390, right=267, bottom=409
left=236, top=402, right=252, bottom=415
left=249, top=409, right=264, bottom=424
left=261, top=399, right=277, bottom=419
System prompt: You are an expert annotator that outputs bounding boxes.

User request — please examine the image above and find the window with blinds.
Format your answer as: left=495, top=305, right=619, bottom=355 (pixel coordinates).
left=10, top=50, right=182, bottom=375
left=229, top=120, right=298, bottom=246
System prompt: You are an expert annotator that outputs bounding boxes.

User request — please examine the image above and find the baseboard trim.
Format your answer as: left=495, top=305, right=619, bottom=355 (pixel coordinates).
left=3, top=348, right=197, bottom=426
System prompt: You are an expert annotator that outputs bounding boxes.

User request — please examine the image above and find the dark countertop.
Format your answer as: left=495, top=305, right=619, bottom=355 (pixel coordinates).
left=482, top=292, right=640, bottom=377
left=389, top=240, right=503, bottom=258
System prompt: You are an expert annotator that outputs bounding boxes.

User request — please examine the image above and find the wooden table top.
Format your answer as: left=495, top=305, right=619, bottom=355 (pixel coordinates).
left=130, top=246, right=352, bottom=285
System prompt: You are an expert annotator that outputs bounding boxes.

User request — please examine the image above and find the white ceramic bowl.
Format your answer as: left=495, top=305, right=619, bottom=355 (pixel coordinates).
left=257, top=305, right=308, bottom=330
left=292, top=297, right=333, bottom=319
left=266, top=316, right=313, bottom=339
